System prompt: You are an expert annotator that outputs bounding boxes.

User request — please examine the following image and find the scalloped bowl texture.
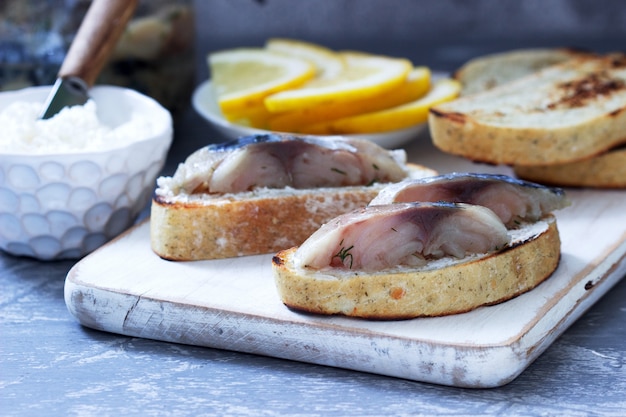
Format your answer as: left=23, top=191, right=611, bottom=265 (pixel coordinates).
left=0, top=86, right=173, bottom=260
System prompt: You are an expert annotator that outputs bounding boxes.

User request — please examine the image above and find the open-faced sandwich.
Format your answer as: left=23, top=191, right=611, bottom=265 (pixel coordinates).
left=151, top=133, right=436, bottom=260
left=272, top=173, right=570, bottom=319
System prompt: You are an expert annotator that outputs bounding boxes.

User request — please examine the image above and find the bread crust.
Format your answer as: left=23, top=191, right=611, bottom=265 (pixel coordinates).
left=272, top=216, right=560, bottom=319
left=151, top=187, right=381, bottom=260
left=514, top=146, right=626, bottom=188
left=150, top=164, right=437, bottom=261
left=454, top=47, right=594, bottom=96
left=429, top=53, right=626, bottom=166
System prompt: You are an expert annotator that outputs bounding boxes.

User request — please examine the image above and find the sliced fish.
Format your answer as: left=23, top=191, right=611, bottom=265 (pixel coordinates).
left=370, top=172, right=569, bottom=228
left=294, top=202, right=509, bottom=271
left=166, top=133, right=408, bottom=194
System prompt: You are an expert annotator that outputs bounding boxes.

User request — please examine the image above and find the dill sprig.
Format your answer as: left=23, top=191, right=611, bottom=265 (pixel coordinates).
left=333, top=239, right=354, bottom=269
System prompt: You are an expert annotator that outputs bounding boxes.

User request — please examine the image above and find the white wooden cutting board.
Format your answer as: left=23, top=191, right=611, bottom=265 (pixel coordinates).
left=64, top=138, right=626, bottom=388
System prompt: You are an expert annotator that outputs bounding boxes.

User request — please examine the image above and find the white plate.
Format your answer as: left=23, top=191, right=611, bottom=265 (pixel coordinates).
left=191, top=80, right=427, bottom=149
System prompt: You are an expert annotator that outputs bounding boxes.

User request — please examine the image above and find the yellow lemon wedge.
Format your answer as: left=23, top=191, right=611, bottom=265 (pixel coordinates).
left=264, top=51, right=413, bottom=113
left=268, top=66, right=431, bottom=133
left=265, top=38, right=345, bottom=80
left=302, top=78, right=462, bottom=134
left=208, top=48, right=316, bottom=113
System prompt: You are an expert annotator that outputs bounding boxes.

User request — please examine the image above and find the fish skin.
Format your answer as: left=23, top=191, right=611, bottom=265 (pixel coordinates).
left=207, top=133, right=352, bottom=152
left=168, top=133, right=408, bottom=194
left=370, top=172, right=570, bottom=228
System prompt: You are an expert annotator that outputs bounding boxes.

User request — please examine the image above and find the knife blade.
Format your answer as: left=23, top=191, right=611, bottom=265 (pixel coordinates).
left=40, top=0, right=138, bottom=119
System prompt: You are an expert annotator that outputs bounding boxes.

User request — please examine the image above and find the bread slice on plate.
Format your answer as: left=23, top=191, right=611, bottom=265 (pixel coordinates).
left=429, top=53, right=626, bottom=166
left=454, top=47, right=594, bottom=96
left=514, top=146, right=626, bottom=188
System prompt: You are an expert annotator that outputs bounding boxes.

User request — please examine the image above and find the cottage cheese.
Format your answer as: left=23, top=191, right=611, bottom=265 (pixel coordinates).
left=0, top=99, right=155, bottom=154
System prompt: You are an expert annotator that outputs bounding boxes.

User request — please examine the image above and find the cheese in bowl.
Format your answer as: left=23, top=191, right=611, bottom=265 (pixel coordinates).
left=0, top=85, right=173, bottom=260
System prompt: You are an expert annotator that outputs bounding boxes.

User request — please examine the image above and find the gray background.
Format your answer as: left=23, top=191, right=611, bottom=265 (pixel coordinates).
left=194, top=0, right=626, bottom=74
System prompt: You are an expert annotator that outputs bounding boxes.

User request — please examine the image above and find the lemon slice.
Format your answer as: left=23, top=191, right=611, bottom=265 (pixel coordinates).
left=264, top=51, right=412, bottom=113
left=208, top=48, right=315, bottom=112
left=303, top=78, right=461, bottom=134
left=268, top=66, right=431, bottom=132
left=265, top=38, right=345, bottom=80
left=222, top=104, right=273, bottom=129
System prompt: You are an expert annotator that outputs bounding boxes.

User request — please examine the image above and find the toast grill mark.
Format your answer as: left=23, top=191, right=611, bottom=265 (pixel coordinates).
left=429, top=109, right=467, bottom=124
left=609, top=54, right=626, bottom=69
left=548, top=72, right=626, bottom=109
left=272, top=255, right=285, bottom=267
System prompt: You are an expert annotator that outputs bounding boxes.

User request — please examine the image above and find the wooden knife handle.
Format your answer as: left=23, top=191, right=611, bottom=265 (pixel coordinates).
left=58, top=0, right=139, bottom=86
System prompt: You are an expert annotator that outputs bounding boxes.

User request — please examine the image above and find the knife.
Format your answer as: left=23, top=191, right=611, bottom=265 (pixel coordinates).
left=40, top=0, right=138, bottom=119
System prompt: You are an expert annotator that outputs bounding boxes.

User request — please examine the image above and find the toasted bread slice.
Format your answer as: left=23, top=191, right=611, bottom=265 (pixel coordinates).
left=454, top=48, right=594, bottom=96
left=150, top=163, right=436, bottom=261
left=514, top=146, right=626, bottom=188
left=429, top=53, right=626, bottom=166
left=273, top=216, right=560, bottom=319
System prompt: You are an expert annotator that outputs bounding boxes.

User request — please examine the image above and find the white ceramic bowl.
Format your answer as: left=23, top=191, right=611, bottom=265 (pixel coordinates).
left=0, top=85, right=173, bottom=260
left=191, top=80, right=427, bottom=149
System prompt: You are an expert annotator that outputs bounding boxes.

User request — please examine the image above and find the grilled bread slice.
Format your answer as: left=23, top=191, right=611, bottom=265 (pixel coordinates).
left=514, top=146, right=626, bottom=188
left=429, top=53, right=626, bottom=166
left=273, top=215, right=560, bottom=319
left=454, top=47, right=594, bottom=96
left=150, top=163, right=435, bottom=261
left=452, top=49, right=625, bottom=188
